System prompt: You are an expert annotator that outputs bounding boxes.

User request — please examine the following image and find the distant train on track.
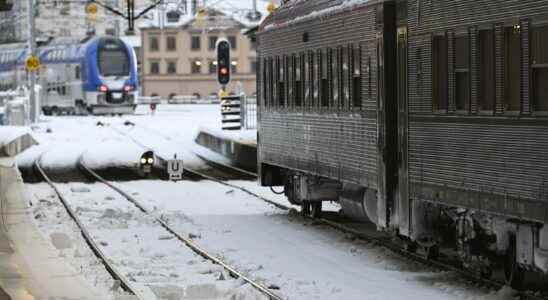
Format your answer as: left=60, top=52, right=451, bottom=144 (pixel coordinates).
left=0, top=36, right=138, bottom=115
left=258, top=0, right=548, bottom=288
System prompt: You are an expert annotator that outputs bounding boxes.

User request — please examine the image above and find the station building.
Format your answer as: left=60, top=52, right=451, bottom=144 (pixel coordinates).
left=139, top=2, right=269, bottom=100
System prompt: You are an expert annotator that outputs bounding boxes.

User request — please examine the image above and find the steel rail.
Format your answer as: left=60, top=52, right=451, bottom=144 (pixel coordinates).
left=34, top=157, right=145, bottom=300
left=77, top=158, right=284, bottom=300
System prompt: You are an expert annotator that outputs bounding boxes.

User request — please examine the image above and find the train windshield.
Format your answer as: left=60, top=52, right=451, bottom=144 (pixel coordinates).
left=98, top=39, right=130, bottom=77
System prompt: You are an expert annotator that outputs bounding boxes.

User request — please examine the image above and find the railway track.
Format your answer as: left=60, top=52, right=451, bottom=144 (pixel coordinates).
left=194, top=161, right=548, bottom=300
left=112, top=122, right=547, bottom=299
left=34, top=157, right=146, bottom=300
left=76, top=158, right=284, bottom=300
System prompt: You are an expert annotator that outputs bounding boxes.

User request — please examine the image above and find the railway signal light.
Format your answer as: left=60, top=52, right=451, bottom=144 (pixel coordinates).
left=216, top=39, right=231, bottom=85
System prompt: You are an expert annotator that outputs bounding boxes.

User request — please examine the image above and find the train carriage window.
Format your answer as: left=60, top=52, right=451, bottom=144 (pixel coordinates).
left=504, top=26, right=521, bottom=112
left=531, top=25, right=548, bottom=111
left=432, top=35, right=448, bottom=111
left=278, top=56, right=285, bottom=107
left=353, top=46, right=362, bottom=109
left=342, top=46, right=350, bottom=109
left=295, top=54, right=302, bottom=107
left=303, top=52, right=309, bottom=107
left=478, top=29, right=495, bottom=111
left=332, top=47, right=339, bottom=108
left=320, top=50, right=329, bottom=107
left=309, top=51, right=315, bottom=108
left=288, top=55, right=294, bottom=108
left=368, top=56, right=372, bottom=98
left=262, top=58, right=268, bottom=107
left=455, top=34, right=470, bottom=111
left=269, top=58, right=274, bottom=108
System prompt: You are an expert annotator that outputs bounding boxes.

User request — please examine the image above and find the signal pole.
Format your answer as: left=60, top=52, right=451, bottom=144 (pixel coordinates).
left=27, top=0, right=37, bottom=123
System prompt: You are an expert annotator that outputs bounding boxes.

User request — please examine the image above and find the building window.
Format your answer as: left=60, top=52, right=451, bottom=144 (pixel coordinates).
left=228, top=36, right=237, bottom=50
left=432, top=35, right=448, bottom=111
left=455, top=34, right=470, bottom=111
left=75, top=65, right=80, bottom=79
left=504, top=26, right=521, bottom=112
left=167, top=61, right=177, bottom=74
left=531, top=25, right=548, bottom=111
left=191, top=60, right=202, bottom=74
left=191, top=36, right=201, bottom=50
left=150, top=61, right=160, bottom=74
left=209, top=36, right=218, bottom=50
left=352, top=46, right=362, bottom=109
left=149, top=36, right=159, bottom=52
left=250, top=60, right=257, bottom=74
left=231, top=60, right=238, bottom=74
left=166, top=36, right=177, bottom=51
left=209, top=61, right=217, bottom=74
left=166, top=11, right=180, bottom=23
left=479, top=29, right=495, bottom=111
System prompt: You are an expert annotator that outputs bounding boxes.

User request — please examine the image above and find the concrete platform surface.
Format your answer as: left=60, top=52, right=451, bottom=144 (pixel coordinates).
left=0, top=157, right=110, bottom=300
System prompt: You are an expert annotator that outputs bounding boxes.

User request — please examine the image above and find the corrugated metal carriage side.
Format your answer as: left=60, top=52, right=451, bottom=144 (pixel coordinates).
left=258, top=0, right=548, bottom=288
left=257, top=0, right=387, bottom=218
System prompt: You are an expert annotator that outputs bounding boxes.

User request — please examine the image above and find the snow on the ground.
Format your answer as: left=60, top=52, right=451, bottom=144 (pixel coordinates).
left=26, top=183, right=131, bottom=300
left=115, top=180, right=498, bottom=300
left=16, top=104, right=228, bottom=171
left=26, top=182, right=268, bottom=300
left=0, top=125, right=31, bottom=145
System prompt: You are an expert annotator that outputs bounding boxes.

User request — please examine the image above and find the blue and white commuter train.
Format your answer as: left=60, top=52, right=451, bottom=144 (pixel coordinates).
left=0, top=36, right=138, bottom=115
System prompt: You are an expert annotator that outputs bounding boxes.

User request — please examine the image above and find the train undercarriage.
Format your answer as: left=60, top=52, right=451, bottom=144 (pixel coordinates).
left=269, top=167, right=548, bottom=288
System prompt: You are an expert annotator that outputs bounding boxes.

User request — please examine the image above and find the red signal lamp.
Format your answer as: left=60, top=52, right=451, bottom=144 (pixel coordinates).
left=220, top=67, right=229, bottom=75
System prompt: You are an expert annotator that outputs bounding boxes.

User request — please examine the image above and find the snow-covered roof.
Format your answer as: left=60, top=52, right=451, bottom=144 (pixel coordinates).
left=139, top=0, right=272, bottom=30
left=261, top=0, right=375, bottom=33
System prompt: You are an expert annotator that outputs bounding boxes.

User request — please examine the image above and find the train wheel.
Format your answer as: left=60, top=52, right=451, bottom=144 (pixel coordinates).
left=504, top=236, right=525, bottom=289
left=404, top=241, right=418, bottom=253
left=301, top=201, right=311, bottom=216
left=310, top=202, right=322, bottom=219
left=423, top=245, right=439, bottom=260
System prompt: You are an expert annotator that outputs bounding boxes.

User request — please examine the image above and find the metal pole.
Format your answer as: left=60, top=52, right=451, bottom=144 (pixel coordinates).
left=252, top=0, right=257, bottom=15
left=114, top=0, right=120, bottom=37
left=27, top=0, right=37, bottom=123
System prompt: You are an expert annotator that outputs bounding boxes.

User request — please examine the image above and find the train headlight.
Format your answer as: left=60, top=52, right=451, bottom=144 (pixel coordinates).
left=140, top=158, right=147, bottom=164
left=99, top=85, right=108, bottom=93
left=147, top=158, right=154, bottom=164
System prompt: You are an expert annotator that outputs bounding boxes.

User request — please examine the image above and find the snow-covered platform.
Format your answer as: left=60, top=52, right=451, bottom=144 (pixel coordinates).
left=194, top=126, right=257, bottom=172
left=0, top=127, right=36, bottom=158
left=0, top=133, right=113, bottom=299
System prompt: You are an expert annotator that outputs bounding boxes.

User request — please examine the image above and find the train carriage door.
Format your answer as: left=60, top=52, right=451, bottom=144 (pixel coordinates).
left=376, top=2, right=397, bottom=230
left=397, top=26, right=410, bottom=237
